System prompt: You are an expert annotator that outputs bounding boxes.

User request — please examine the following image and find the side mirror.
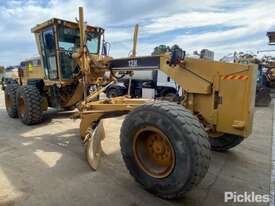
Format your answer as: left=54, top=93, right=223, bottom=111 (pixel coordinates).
left=102, top=41, right=110, bottom=56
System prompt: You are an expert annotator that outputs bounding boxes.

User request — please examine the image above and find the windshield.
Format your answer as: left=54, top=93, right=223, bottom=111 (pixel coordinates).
left=58, top=26, right=101, bottom=79
left=58, top=27, right=100, bottom=54
left=86, top=32, right=99, bottom=54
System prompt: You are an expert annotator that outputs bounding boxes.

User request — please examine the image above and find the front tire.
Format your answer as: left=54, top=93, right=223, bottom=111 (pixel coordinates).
left=120, top=101, right=210, bottom=199
left=16, top=85, right=43, bottom=125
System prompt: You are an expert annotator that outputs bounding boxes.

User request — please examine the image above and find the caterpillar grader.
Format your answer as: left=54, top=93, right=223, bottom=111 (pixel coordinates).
left=4, top=7, right=257, bottom=199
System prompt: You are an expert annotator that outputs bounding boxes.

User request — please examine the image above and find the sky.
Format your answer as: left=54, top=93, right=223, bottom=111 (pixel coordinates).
left=0, top=0, right=275, bottom=66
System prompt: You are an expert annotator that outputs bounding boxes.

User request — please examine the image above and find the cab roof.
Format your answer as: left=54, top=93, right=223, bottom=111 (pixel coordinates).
left=31, top=18, right=104, bottom=34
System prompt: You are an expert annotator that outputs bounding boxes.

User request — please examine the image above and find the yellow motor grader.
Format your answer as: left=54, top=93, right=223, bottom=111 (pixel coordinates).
left=4, top=7, right=257, bottom=199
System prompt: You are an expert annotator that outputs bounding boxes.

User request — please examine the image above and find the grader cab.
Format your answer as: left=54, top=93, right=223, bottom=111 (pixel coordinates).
left=4, top=7, right=257, bottom=200
left=31, top=18, right=104, bottom=82
left=4, top=14, right=108, bottom=125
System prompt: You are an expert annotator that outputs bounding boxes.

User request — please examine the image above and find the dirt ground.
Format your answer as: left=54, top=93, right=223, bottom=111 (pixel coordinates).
left=0, top=89, right=272, bottom=206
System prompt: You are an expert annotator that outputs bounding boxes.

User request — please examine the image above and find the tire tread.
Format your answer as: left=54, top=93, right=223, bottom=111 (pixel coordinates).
left=16, top=85, right=43, bottom=125
left=120, top=101, right=211, bottom=199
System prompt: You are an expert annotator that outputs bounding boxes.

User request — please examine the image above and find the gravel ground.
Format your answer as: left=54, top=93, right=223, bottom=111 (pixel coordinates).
left=0, top=90, right=272, bottom=206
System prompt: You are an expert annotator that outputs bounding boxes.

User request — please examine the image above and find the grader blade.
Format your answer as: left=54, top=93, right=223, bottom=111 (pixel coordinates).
left=85, top=120, right=105, bottom=170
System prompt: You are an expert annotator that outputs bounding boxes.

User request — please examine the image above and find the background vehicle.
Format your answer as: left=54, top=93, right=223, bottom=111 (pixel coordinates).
left=1, top=66, right=19, bottom=90
left=220, top=52, right=271, bottom=106
left=18, top=57, right=44, bottom=83
left=2, top=57, right=44, bottom=91
left=237, top=53, right=271, bottom=106
left=106, top=70, right=179, bottom=100
left=106, top=49, right=214, bottom=100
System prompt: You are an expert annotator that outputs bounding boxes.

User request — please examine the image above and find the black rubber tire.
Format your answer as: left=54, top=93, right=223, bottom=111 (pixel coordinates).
left=120, top=101, right=211, bottom=199
left=16, top=85, right=43, bottom=125
left=209, top=134, right=243, bottom=152
left=4, top=84, right=19, bottom=118
left=159, top=92, right=178, bottom=102
left=10, top=79, right=17, bottom=84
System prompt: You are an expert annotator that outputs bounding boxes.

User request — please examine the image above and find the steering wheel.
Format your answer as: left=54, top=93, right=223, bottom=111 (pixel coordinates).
left=64, top=47, right=75, bottom=58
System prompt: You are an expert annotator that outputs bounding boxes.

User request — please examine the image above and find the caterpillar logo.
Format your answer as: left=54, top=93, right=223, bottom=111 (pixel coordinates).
left=222, top=75, right=248, bottom=80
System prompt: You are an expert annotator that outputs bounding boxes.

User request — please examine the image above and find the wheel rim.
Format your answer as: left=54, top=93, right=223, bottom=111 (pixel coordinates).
left=133, top=126, right=175, bottom=179
left=5, top=94, right=11, bottom=111
left=18, top=96, right=25, bottom=117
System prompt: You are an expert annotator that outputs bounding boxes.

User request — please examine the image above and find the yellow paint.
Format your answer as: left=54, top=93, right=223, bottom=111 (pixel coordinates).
left=28, top=63, right=33, bottom=72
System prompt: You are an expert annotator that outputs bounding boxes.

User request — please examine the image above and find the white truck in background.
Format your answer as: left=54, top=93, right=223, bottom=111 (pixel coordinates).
left=106, top=70, right=180, bottom=101
left=105, top=49, right=214, bottom=100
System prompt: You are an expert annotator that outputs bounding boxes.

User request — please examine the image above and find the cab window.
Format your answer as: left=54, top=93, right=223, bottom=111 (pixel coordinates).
left=40, top=27, right=58, bottom=80
left=58, top=25, right=100, bottom=80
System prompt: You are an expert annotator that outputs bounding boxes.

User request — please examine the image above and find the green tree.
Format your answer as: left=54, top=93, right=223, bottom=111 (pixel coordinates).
left=0, top=66, right=5, bottom=74
left=170, top=44, right=182, bottom=51
left=151, top=45, right=170, bottom=55
left=152, top=44, right=184, bottom=56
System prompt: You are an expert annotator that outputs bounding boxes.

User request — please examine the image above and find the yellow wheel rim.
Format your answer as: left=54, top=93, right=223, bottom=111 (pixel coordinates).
left=133, top=126, right=175, bottom=179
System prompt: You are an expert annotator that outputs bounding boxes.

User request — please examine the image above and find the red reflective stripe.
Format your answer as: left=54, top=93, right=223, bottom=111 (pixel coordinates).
left=238, top=76, right=242, bottom=80
left=221, top=75, right=248, bottom=80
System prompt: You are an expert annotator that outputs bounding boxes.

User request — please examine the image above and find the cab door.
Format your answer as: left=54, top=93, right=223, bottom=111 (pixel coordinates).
left=40, top=27, right=58, bottom=80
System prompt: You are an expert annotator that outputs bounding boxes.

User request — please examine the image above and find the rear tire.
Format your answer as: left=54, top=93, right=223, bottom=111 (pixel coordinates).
left=4, top=84, right=19, bottom=118
left=16, top=85, right=43, bottom=125
left=120, top=101, right=210, bottom=199
left=209, top=134, right=243, bottom=152
left=159, top=92, right=178, bottom=102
